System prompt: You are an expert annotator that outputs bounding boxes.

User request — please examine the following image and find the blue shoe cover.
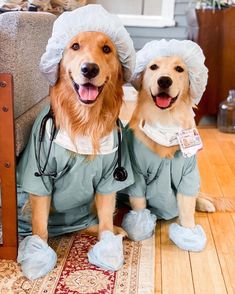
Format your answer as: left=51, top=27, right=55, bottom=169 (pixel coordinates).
left=121, top=209, right=157, bottom=241
left=169, top=223, right=206, bottom=252
left=17, top=235, right=57, bottom=280
left=88, top=231, right=124, bottom=271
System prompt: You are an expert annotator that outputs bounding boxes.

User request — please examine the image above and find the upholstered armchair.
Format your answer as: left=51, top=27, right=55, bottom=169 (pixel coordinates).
left=0, top=11, right=56, bottom=259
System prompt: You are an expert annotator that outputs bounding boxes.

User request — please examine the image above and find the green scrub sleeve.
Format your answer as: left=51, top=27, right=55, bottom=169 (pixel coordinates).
left=177, top=155, right=200, bottom=196
left=119, top=126, right=146, bottom=198
left=17, top=114, right=55, bottom=196
left=121, top=159, right=147, bottom=198
left=96, top=132, right=134, bottom=195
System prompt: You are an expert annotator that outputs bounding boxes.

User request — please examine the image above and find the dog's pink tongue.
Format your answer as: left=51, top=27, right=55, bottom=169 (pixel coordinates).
left=78, top=85, right=99, bottom=101
left=156, top=95, right=172, bottom=108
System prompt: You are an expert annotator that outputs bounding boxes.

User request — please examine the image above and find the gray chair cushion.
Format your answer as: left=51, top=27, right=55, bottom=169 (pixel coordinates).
left=15, top=96, right=50, bottom=156
left=0, top=11, right=56, bottom=119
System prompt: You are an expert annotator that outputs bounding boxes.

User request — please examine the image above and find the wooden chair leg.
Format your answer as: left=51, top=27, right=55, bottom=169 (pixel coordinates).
left=0, top=73, right=18, bottom=260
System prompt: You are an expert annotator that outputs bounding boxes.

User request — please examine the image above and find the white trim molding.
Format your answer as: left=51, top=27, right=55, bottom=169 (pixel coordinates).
left=118, top=0, right=176, bottom=28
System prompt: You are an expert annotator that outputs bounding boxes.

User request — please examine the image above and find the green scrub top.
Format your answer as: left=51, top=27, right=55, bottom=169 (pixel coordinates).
left=17, top=106, right=134, bottom=237
left=121, top=126, right=200, bottom=220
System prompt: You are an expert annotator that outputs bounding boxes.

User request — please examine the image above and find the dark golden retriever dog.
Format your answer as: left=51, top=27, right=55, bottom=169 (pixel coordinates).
left=30, top=31, right=127, bottom=241
left=17, top=4, right=135, bottom=280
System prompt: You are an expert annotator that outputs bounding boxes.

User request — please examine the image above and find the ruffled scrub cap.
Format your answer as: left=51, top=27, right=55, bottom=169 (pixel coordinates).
left=132, top=39, right=208, bottom=105
left=40, top=4, right=136, bottom=85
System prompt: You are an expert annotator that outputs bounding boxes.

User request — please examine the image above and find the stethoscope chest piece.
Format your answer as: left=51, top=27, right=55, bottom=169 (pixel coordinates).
left=113, top=166, right=128, bottom=182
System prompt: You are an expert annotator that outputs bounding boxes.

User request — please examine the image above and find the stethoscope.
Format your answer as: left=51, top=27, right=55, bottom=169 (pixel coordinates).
left=34, top=108, right=128, bottom=182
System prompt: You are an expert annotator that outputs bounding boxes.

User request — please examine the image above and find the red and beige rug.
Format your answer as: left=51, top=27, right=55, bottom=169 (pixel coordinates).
left=0, top=233, right=155, bottom=293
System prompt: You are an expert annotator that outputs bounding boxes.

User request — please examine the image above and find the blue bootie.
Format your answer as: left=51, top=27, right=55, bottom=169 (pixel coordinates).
left=88, top=231, right=124, bottom=271
left=17, top=235, right=57, bottom=280
left=169, top=223, right=206, bottom=252
left=122, top=209, right=157, bottom=241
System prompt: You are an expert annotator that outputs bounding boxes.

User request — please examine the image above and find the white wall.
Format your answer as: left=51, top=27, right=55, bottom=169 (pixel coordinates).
left=87, top=0, right=162, bottom=15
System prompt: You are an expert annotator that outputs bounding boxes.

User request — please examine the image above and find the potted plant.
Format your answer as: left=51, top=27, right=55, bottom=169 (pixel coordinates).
left=194, top=0, right=233, bottom=9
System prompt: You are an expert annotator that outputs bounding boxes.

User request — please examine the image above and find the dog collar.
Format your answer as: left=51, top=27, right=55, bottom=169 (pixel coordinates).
left=45, top=119, right=118, bottom=155
left=139, top=120, right=182, bottom=147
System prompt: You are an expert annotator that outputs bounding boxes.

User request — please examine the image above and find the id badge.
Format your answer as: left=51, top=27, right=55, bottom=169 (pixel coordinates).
left=177, top=128, right=203, bottom=157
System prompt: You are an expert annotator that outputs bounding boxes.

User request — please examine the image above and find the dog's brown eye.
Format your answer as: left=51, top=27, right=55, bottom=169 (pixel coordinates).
left=103, top=45, right=111, bottom=54
left=71, top=43, right=80, bottom=51
left=175, top=66, right=184, bottom=73
left=150, top=64, right=158, bottom=70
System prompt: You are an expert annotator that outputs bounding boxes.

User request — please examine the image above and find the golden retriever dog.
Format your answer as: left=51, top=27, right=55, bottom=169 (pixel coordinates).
left=31, top=31, right=126, bottom=241
left=121, top=39, right=235, bottom=251
left=130, top=55, right=218, bottom=211
left=17, top=4, right=135, bottom=280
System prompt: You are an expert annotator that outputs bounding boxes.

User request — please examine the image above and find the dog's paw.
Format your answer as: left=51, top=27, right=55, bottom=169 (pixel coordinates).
left=169, top=223, right=206, bottom=252
left=122, top=209, right=157, bottom=241
left=113, top=226, right=128, bottom=238
left=196, top=197, right=216, bottom=212
left=88, top=231, right=124, bottom=271
left=17, top=235, right=57, bottom=280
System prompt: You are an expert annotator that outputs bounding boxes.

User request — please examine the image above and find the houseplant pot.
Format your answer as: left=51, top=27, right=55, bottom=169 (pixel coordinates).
left=186, top=3, right=235, bottom=123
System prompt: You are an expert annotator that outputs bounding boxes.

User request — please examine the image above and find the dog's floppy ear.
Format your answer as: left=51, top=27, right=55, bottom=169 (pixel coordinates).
left=131, top=72, right=143, bottom=91
left=118, top=64, right=125, bottom=86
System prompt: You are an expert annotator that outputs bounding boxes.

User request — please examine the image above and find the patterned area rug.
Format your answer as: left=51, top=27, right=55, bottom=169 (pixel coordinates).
left=0, top=233, right=155, bottom=293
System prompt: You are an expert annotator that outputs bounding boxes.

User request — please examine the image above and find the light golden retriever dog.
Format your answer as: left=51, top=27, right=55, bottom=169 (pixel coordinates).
left=130, top=55, right=219, bottom=212
left=17, top=5, right=135, bottom=280
left=121, top=40, right=235, bottom=251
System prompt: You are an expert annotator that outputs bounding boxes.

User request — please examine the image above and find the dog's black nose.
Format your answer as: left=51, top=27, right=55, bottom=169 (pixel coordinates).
left=81, top=63, right=100, bottom=79
left=157, top=76, right=173, bottom=89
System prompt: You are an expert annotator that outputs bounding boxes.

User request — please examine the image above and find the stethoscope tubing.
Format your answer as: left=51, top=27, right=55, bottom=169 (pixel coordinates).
left=35, top=108, right=128, bottom=182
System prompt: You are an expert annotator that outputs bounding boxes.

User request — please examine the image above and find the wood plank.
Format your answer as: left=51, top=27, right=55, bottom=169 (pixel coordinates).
left=213, top=165, right=235, bottom=198
left=208, top=213, right=235, bottom=294
left=230, top=163, right=235, bottom=178
left=218, top=141, right=235, bottom=164
left=199, top=128, right=235, bottom=142
left=231, top=213, right=235, bottom=225
left=215, top=132, right=235, bottom=142
left=155, top=221, right=162, bottom=294
left=200, top=129, right=235, bottom=293
left=197, top=150, right=223, bottom=197
left=201, top=139, right=228, bottom=167
left=199, top=129, right=235, bottom=197
left=161, top=220, right=194, bottom=294
left=190, top=213, right=227, bottom=294
left=199, top=128, right=219, bottom=140
left=199, top=128, right=235, bottom=293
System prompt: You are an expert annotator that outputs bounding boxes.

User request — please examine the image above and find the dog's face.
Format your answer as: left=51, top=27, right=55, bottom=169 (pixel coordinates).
left=61, top=31, right=122, bottom=106
left=51, top=31, right=124, bottom=144
left=141, top=56, right=190, bottom=111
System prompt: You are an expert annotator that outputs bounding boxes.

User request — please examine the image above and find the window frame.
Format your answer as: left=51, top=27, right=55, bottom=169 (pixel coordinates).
left=118, top=0, right=176, bottom=27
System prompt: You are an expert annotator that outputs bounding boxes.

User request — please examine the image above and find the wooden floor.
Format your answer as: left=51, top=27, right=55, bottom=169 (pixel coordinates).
left=120, top=102, right=235, bottom=294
